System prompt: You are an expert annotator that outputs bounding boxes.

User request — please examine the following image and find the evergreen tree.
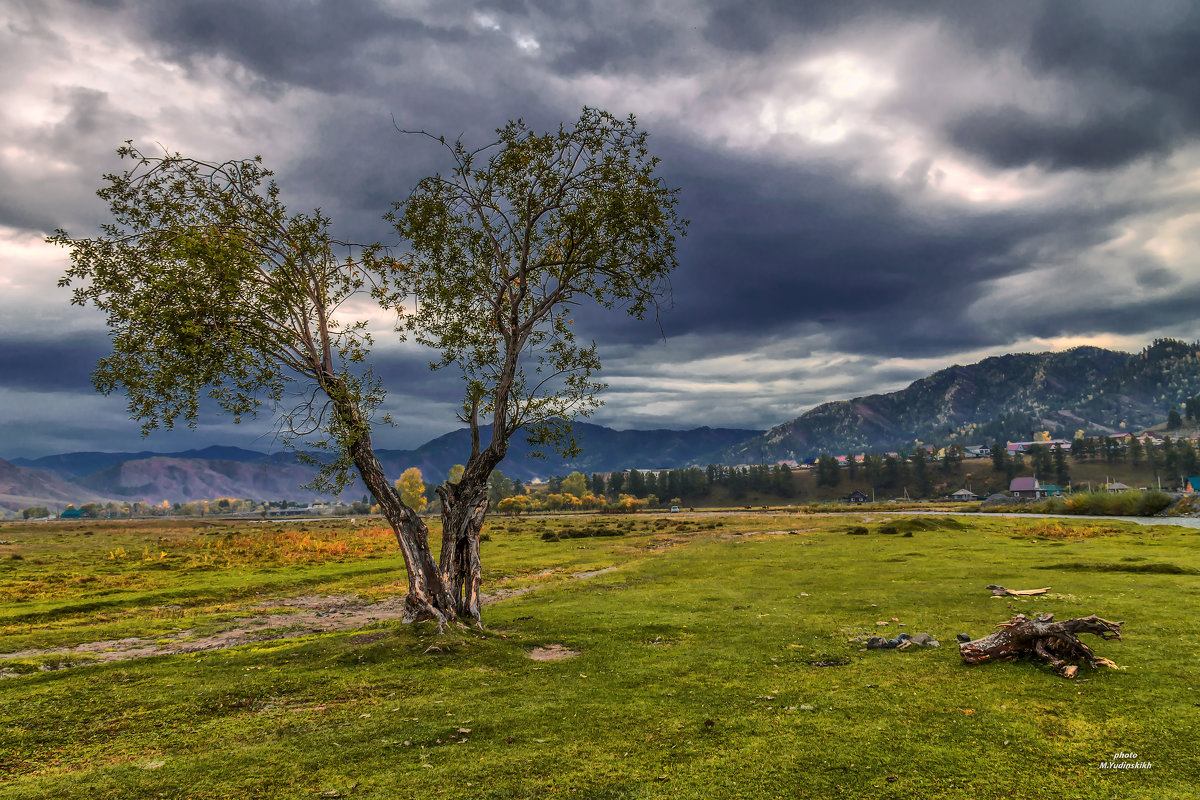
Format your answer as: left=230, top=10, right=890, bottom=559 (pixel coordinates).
left=1168, top=406, right=1183, bottom=430
left=911, top=448, right=932, bottom=497
left=1162, top=436, right=1178, bottom=478
left=845, top=454, right=858, bottom=479
left=1008, top=451, right=1024, bottom=479
left=1145, top=440, right=1160, bottom=482
left=1053, top=444, right=1070, bottom=486
left=1128, top=436, right=1144, bottom=466
left=773, top=464, right=796, bottom=498
left=991, top=442, right=1008, bottom=473
left=816, top=454, right=841, bottom=488
left=1178, top=439, right=1199, bottom=479
left=727, top=468, right=748, bottom=499
left=864, top=454, right=884, bottom=489
left=883, top=455, right=903, bottom=489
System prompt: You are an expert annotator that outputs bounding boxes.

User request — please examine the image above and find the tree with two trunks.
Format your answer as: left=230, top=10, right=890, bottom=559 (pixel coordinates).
left=52, top=107, right=686, bottom=628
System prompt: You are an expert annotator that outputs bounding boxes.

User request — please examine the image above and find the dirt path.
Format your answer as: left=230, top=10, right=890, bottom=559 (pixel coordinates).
left=1, top=566, right=620, bottom=673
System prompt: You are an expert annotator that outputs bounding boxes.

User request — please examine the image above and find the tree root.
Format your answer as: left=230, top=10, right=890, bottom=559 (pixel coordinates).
left=959, top=613, right=1123, bottom=678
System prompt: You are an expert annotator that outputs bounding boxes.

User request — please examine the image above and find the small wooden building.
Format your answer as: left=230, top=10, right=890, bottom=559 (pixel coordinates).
left=1009, top=477, right=1046, bottom=499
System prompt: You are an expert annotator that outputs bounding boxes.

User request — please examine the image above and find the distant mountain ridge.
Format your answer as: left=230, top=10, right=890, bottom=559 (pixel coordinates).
left=2, top=423, right=760, bottom=511
left=9, top=339, right=1200, bottom=513
left=0, top=458, right=119, bottom=514
left=13, top=445, right=267, bottom=479
left=720, top=339, right=1200, bottom=464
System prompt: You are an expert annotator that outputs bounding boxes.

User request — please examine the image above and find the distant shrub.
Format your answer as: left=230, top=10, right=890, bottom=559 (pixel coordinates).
left=1060, top=490, right=1173, bottom=517
left=846, top=526, right=869, bottom=535
left=541, top=526, right=625, bottom=542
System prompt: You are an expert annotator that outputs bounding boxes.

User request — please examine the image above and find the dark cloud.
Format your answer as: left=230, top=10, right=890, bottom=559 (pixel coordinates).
left=140, top=1, right=463, bottom=94
left=946, top=104, right=1176, bottom=171
left=547, top=21, right=679, bottom=75
left=701, top=0, right=878, bottom=52
left=619, top=143, right=1121, bottom=357
left=941, top=2, right=1200, bottom=171
left=0, top=336, right=109, bottom=392
left=6, top=0, right=1200, bottom=458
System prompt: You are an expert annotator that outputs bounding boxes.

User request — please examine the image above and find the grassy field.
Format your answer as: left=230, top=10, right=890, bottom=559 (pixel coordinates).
left=1, top=512, right=1198, bottom=799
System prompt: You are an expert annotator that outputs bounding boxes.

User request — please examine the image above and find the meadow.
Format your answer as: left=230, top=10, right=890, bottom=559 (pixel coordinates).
left=1, top=511, right=1198, bottom=799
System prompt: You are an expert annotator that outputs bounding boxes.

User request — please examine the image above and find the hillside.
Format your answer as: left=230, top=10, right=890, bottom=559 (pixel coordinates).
left=12, top=446, right=268, bottom=480
left=0, top=458, right=116, bottom=515
left=721, top=339, right=1200, bottom=463
left=74, top=457, right=344, bottom=505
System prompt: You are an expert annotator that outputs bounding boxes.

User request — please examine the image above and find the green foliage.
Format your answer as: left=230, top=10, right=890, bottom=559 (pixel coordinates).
left=21, top=506, right=50, bottom=520
left=395, top=467, right=427, bottom=513
left=386, top=108, right=686, bottom=459
left=815, top=453, right=841, bottom=487
left=560, top=471, right=588, bottom=498
left=51, top=144, right=392, bottom=494
left=486, top=470, right=516, bottom=503
left=53, top=108, right=686, bottom=512
left=994, top=489, right=1174, bottom=517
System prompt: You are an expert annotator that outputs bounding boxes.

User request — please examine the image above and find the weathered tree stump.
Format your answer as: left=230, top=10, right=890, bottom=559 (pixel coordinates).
left=986, top=584, right=1050, bottom=596
left=959, top=613, right=1122, bottom=678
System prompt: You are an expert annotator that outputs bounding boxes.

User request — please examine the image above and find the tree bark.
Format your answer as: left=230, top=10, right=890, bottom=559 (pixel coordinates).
left=959, top=613, right=1122, bottom=678
left=347, top=427, right=455, bottom=626
left=437, top=478, right=489, bottom=624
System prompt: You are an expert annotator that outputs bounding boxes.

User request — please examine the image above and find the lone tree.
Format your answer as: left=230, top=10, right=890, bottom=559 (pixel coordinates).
left=53, top=107, right=685, bottom=627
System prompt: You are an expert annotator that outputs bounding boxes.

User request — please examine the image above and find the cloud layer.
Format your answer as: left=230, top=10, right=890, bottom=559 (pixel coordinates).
left=3, top=0, right=1199, bottom=457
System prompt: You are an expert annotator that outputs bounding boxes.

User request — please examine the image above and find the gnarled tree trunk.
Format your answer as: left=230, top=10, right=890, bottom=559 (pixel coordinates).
left=347, top=429, right=455, bottom=626
left=960, top=613, right=1123, bottom=678
left=437, top=479, right=489, bottom=623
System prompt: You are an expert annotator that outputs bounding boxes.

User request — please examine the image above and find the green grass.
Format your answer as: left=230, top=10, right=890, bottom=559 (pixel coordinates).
left=1, top=513, right=1198, bottom=798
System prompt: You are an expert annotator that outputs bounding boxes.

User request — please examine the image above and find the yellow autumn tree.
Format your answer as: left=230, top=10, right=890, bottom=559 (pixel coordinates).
left=396, top=467, right=428, bottom=513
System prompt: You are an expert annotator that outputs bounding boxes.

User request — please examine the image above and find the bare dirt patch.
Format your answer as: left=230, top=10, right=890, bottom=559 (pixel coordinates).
left=2, top=567, right=619, bottom=672
left=527, top=644, right=580, bottom=661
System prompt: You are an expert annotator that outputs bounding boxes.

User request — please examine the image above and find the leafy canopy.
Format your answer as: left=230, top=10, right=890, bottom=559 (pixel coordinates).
left=52, top=108, right=685, bottom=490
left=387, top=107, right=686, bottom=459
left=52, top=144, right=395, bottom=491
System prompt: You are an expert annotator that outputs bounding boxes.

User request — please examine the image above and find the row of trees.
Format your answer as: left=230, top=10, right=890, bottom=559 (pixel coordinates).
left=542, top=465, right=796, bottom=504
left=394, top=466, right=524, bottom=514
left=814, top=446, right=966, bottom=493
left=1068, top=434, right=1200, bottom=480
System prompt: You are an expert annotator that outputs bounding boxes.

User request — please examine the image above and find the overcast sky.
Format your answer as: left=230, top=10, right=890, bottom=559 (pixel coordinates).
left=3, top=0, right=1200, bottom=458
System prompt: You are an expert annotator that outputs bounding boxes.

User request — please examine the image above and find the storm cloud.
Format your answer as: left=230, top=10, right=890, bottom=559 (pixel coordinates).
left=2, top=0, right=1199, bottom=458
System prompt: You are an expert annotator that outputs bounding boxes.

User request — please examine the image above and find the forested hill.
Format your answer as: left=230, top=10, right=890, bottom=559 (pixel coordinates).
left=719, top=339, right=1200, bottom=464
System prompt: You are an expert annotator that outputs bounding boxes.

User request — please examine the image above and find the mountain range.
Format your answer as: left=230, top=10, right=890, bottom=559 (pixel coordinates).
left=1, top=424, right=759, bottom=513
left=719, top=339, right=1200, bottom=464
left=7, top=339, right=1200, bottom=514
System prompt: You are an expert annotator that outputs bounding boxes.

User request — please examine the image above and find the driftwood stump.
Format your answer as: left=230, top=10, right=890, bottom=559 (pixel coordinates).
left=959, top=613, right=1122, bottom=678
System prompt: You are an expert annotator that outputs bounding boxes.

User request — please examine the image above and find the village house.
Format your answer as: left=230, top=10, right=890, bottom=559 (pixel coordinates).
left=1006, top=439, right=1072, bottom=455
left=950, top=488, right=979, bottom=502
left=1009, top=477, right=1047, bottom=499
